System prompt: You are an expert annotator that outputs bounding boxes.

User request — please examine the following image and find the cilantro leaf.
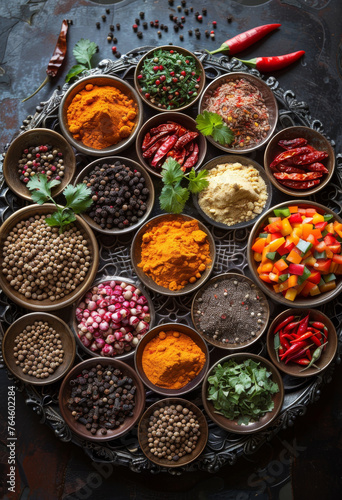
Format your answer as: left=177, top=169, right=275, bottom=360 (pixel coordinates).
left=73, top=39, right=97, bottom=69
left=161, top=157, right=184, bottom=185
left=27, top=174, right=60, bottom=204
left=187, top=168, right=209, bottom=193
left=64, top=183, right=93, bottom=214
left=159, top=184, right=189, bottom=214
left=196, top=110, right=234, bottom=145
left=212, top=123, right=235, bottom=145
left=45, top=210, right=76, bottom=229
left=65, top=64, right=87, bottom=83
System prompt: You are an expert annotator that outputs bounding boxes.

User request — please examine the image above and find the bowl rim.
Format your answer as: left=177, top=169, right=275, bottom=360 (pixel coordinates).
left=58, top=74, right=143, bottom=156
left=130, top=212, right=216, bottom=296
left=137, top=397, right=208, bottom=467
left=71, top=274, right=156, bottom=361
left=191, top=272, right=270, bottom=350
left=134, top=322, right=210, bottom=396
left=134, top=45, right=205, bottom=112
left=192, top=154, right=273, bottom=230
left=198, top=71, right=278, bottom=154
left=74, top=156, right=155, bottom=234
left=201, top=352, right=284, bottom=434
left=264, top=125, right=335, bottom=197
left=247, top=199, right=342, bottom=307
left=3, top=128, right=76, bottom=202
left=0, top=203, right=99, bottom=311
left=135, top=111, right=207, bottom=179
left=2, top=312, right=76, bottom=386
left=58, top=357, right=146, bottom=442
left=266, top=307, right=338, bottom=377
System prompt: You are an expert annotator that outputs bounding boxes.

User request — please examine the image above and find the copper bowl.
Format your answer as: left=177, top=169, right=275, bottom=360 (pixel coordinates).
left=264, top=126, right=335, bottom=197
left=135, top=112, right=207, bottom=179
left=134, top=322, right=209, bottom=396
left=134, top=45, right=205, bottom=112
left=74, top=156, right=155, bottom=234
left=131, top=213, right=216, bottom=296
left=3, top=128, right=76, bottom=201
left=0, top=204, right=99, bottom=311
left=247, top=200, right=342, bottom=308
left=2, top=312, right=76, bottom=386
left=202, top=353, right=284, bottom=434
left=267, top=308, right=337, bottom=377
left=59, top=357, right=146, bottom=442
left=138, top=398, right=208, bottom=467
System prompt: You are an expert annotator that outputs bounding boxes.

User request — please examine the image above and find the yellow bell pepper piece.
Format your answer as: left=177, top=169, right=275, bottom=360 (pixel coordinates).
left=280, top=218, right=292, bottom=236
left=254, top=252, right=262, bottom=262
left=285, top=288, right=298, bottom=301
left=268, top=237, right=286, bottom=252
left=312, top=213, right=324, bottom=224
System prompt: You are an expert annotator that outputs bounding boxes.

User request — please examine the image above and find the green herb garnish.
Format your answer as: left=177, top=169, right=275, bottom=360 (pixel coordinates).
left=207, top=359, right=279, bottom=425
left=159, top=157, right=209, bottom=214
left=196, top=110, right=234, bottom=145
left=65, top=39, right=97, bottom=82
left=27, top=174, right=93, bottom=233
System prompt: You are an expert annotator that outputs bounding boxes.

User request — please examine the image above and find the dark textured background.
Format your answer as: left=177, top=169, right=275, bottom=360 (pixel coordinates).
left=1, top=1, right=342, bottom=499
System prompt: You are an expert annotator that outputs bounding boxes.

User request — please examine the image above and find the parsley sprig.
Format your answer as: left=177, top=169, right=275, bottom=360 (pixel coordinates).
left=196, top=110, right=234, bottom=145
left=159, top=158, right=209, bottom=214
left=27, top=174, right=93, bottom=233
left=65, top=39, right=98, bottom=83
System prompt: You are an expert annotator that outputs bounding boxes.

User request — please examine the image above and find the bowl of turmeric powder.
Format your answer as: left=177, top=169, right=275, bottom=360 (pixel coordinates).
left=131, top=213, right=216, bottom=296
left=59, top=75, right=143, bottom=156
left=134, top=323, right=210, bottom=396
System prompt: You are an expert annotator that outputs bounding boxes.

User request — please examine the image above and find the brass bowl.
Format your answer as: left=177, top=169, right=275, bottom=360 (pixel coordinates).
left=202, top=353, right=284, bottom=434
left=134, top=45, right=205, bottom=112
left=247, top=200, right=342, bottom=308
left=267, top=308, right=337, bottom=377
left=138, top=398, right=208, bottom=467
left=59, top=358, right=146, bottom=442
left=135, top=112, right=207, bottom=179
left=2, top=312, right=76, bottom=386
left=264, top=126, right=335, bottom=197
left=131, top=213, right=216, bottom=296
left=74, top=156, right=155, bottom=234
left=134, top=322, right=209, bottom=396
left=58, top=75, right=143, bottom=156
left=3, top=128, right=76, bottom=201
left=0, top=203, right=99, bottom=311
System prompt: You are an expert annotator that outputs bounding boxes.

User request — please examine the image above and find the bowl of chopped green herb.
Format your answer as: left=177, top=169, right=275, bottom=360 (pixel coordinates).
left=134, top=46, right=205, bottom=112
left=202, top=353, right=284, bottom=434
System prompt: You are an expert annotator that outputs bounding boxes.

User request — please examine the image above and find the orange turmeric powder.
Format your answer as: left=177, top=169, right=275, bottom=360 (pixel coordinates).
left=66, top=83, right=137, bottom=149
left=138, top=218, right=212, bottom=291
left=142, top=330, right=206, bottom=389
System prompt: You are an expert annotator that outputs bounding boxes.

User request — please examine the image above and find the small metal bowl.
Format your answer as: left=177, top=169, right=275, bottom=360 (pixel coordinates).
left=58, top=75, right=143, bottom=156
left=192, top=154, right=273, bottom=230
left=135, top=112, right=207, bottom=179
left=267, top=308, right=337, bottom=378
left=134, top=323, right=209, bottom=396
left=202, top=353, right=284, bottom=434
left=0, top=204, right=99, bottom=312
left=247, top=200, right=342, bottom=308
left=59, top=357, right=146, bottom=442
left=138, top=397, right=208, bottom=467
left=74, top=156, right=155, bottom=234
left=3, top=128, right=76, bottom=201
left=2, top=312, right=76, bottom=385
left=134, top=45, right=205, bottom=112
left=131, top=213, right=216, bottom=296
left=198, top=72, right=278, bottom=154
left=264, top=126, right=335, bottom=197
left=191, top=273, right=270, bottom=350
left=72, top=276, right=155, bottom=361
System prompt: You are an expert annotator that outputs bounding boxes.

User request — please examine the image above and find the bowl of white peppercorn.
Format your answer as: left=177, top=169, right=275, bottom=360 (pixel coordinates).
left=2, top=312, right=76, bottom=385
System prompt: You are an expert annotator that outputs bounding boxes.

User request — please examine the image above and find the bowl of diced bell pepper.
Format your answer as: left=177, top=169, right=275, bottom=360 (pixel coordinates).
left=247, top=200, right=342, bottom=307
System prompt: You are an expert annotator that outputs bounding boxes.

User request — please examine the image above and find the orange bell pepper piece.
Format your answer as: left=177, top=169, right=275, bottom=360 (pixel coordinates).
left=287, top=249, right=302, bottom=264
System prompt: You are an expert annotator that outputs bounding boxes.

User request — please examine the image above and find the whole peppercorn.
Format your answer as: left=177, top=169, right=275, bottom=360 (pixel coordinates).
left=139, top=12, right=145, bottom=19
left=179, top=34, right=184, bottom=41
left=142, top=21, right=148, bottom=29
left=109, top=25, right=114, bottom=31
left=107, top=35, right=112, bottom=42
left=188, top=29, right=192, bottom=35
left=96, top=22, right=100, bottom=29
left=137, top=31, right=143, bottom=39
left=135, top=18, right=140, bottom=25
left=202, top=8, right=207, bottom=15
left=116, top=23, right=120, bottom=29
left=101, top=15, right=106, bottom=21
left=227, top=15, right=233, bottom=23
left=184, top=8, right=189, bottom=15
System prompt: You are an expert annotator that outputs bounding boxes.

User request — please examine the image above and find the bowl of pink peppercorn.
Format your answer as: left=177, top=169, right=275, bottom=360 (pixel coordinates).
left=72, top=276, right=155, bottom=360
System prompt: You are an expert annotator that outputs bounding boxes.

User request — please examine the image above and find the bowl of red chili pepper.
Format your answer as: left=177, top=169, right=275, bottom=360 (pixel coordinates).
left=135, top=112, right=207, bottom=178
left=248, top=200, right=342, bottom=307
left=266, top=308, right=337, bottom=378
left=264, top=126, right=335, bottom=196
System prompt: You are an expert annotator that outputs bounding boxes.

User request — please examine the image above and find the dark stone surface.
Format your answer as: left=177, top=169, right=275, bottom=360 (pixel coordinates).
left=0, top=1, right=342, bottom=499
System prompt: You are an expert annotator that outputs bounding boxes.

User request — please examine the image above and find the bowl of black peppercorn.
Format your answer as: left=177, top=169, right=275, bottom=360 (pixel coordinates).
left=74, top=156, right=155, bottom=234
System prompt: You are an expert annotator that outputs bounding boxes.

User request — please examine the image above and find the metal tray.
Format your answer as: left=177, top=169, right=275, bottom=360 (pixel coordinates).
left=0, top=48, right=342, bottom=474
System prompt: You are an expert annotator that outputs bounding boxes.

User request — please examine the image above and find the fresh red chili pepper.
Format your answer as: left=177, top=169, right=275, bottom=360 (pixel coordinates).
left=182, top=143, right=199, bottom=170
left=285, top=344, right=312, bottom=364
left=323, top=327, right=329, bottom=351
left=284, top=320, right=300, bottom=332
left=270, top=147, right=312, bottom=169
left=142, top=130, right=171, bottom=151
left=23, top=19, right=70, bottom=102
left=291, top=358, right=311, bottom=366
left=274, top=171, right=323, bottom=181
left=290, top=331, right=313, bottom=343
left=279, top=345, right=285, bottom=356
left=175, top=131, right=199, bottom=150
left=306, top=349, right=312, bottom=361
left=150, top=123, right=179, bottom=135
left=274, top=315, right=295, bottom=333
left=305, top=162, right=329, bottom=173
left=292, top=151, right=328, bottom=165
left=208, top=23, right=281, bottom=55
left=280, top=340, right=308, bottom=360
left=309, top=321, right=325, bottom=330
left=278, top=138, right=308, bottom=150
left=282, top=333, right=297, bottom=341
left=311, top=335, right=322, bottom=347
left=151, top=135, right=178, bottom=166
left=297, top=314, right=309, bottom=337
left=277, top=179, right=320, bottom=190
left=279, top=330, right=290, bottom=350
left=277, top=164, right=306, bottom=174
left=238, top=50, right=305, bottom=72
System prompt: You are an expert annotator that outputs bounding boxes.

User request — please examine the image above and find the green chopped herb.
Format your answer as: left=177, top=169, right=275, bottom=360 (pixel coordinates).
left=195, top=110, right=234, bottom=145
left=65, top=39, right=97, bottom=82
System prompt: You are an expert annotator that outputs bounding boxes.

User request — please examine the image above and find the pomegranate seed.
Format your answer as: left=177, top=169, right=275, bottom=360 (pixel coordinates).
left=172, top=77, right=178, bottom=83
left=160, top=75, right=166, bottom=81
left=162, top=86, right=167, bottom=91
left=185, top=59, right=189, bottom=64
left=159, top=65, right=164, bottom=70
left=155, top=79, right=161, bottom=85
left=145, top=93, right=150, bottom=98
left=170, top=50, right=174, bottom=53
left=153, top=65, right=159, bottom=71
left=170, top=71, right=175, bottom=76
left=137, top=74, right=143, bottom=79
left=181, top=70, right=186, bottom=76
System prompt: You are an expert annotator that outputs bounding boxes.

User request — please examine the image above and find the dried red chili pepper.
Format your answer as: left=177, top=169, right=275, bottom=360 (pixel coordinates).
left=151, top=135, right=178, bottom=166
left=142, top=130, right=171, bottom=151
left=305, top=162, right=329, bottom=173
left=183, top=143, right=199, bottom=170
left=269, top=147, right=312, bottom=169
left=142, top=138, right=168, bottom=158
left=277, top=164, right=306, bottom=174
left=292, top=151, right=328, bottom=165
left=238, top=50, right=305, bottom=72
left=277, top=179, right=320, bottom=190
left=150, top=123, right=179, bottom=135
left=175, top=131, right=199, bottom=150
left=274, top=172, right=322, bottom=181
left=22, top=19, right=71, bottom=102
left=278, top=138, right=307, bottom=150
